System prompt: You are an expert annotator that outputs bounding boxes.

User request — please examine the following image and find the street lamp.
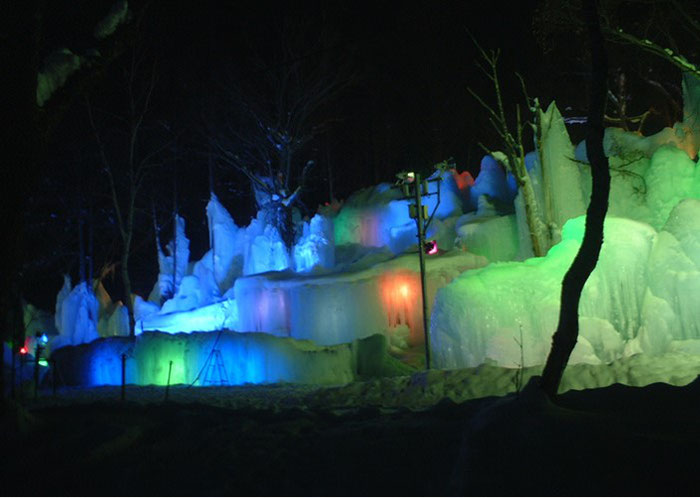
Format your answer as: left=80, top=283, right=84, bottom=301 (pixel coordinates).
left=395, top=171, right=442, bottom=369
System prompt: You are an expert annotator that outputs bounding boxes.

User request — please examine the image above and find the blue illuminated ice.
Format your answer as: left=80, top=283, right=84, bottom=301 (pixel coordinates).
left=153, top=214, right=190, bottom=302
left=53, top=277, right=100, bottom=349
left=293, top=214, right=335, bottom=272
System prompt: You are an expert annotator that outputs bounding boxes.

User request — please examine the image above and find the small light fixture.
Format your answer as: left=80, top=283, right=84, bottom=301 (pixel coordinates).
left=424, top=240, right=438, bottom=255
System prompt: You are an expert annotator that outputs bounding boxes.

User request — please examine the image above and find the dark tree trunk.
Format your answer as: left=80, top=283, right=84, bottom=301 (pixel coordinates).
left=121, top=253, right=136, bottom=337
left=540, top=0, right=611, bottom=398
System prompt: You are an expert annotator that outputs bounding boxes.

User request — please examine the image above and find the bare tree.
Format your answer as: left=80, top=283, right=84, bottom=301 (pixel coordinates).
left=209, top=18, right=352, bottom=248
left=468, top=41, right=550, bottom=257
left=86, top=44, right=172, bottom=337
left=0, top=1, right=146, bottom=398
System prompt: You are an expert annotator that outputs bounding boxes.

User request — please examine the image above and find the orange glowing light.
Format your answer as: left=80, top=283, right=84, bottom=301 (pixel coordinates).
left=400, top=283, right=409, bottom=298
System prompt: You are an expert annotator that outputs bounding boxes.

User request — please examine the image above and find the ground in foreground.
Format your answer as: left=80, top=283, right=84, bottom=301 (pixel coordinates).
left=2, top=376, right=700, bottom=495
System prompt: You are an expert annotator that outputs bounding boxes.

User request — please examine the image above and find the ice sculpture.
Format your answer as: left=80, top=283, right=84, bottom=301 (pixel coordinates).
left=138, top=299, right=238, bottom=334
left=52, top=277, right=100, bottom=349
left=234, top=250, right=487, bottom=346
left=51, top=330, right=399, bottom=387
left=206, top=194, right=244, bottom=288
left=153, top=214, right=190, bottom=303
left=431, top=200, right=700, bottom=369
left=467, top=155, right=515, bottom=211
left=333, top=169, right=464, bottom=254
left=293, top=214, right=335, bottom=272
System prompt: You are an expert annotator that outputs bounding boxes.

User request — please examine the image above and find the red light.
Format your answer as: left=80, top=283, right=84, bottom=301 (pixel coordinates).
left=19, top=346, right=28, bottom=355
left=425, top=240, right=438, bottom=255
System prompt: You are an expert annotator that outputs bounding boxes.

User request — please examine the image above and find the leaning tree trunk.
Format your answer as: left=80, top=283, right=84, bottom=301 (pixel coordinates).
left=540, top=0, right=611, bottom=398
left=513, top=160, right=549, bottom=257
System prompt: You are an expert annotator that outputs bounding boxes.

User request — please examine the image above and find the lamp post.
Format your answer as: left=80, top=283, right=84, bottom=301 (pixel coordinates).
left=398, top=171, right=441, bottom=369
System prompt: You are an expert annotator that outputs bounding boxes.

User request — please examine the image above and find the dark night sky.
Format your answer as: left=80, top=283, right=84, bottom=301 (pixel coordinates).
left=27, top=0, right=684, bottom=309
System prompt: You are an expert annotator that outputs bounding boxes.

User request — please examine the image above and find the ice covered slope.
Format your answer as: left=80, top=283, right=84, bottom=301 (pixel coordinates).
left=50, top=331, right=403, bottom=387
left=234, top=250, right=488, bottom=346
left=431, top=201, right=700, bottom=369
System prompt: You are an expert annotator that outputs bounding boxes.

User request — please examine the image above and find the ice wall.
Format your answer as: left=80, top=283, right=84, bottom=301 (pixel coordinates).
left=50, top=331, right=399, bottom=387
left=234, top=250, right=487, bottom=346
left=431, top=203, right=700, bottom=369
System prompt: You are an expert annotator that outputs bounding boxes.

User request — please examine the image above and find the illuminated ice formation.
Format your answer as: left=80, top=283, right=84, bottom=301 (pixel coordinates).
left=206, top=194, right=244, bottom=287
left=468, top=155, right=515, bottom=211
left=293, top=214, right=335, bottom=272
left=234, top=250, right=487, bottom=346
left=333, top=169, right=465, bottom=254
left=50, top=331, right=399, bottom=387
left=431, top=200, right=700, bottom=369
left=53, top=277, right=100, bottom=349
left=138, top=299, right=238, bottom=334
left=152, top=214, right=190, bottom=303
